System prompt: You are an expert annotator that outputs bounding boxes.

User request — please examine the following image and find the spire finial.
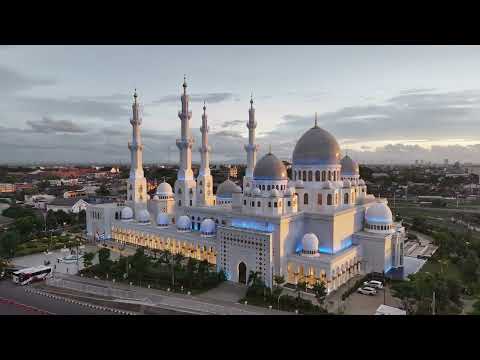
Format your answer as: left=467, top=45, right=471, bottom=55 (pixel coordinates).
left=203, top=100, right=206, bottom=113
left=250, top=93, right=254, bottom=108
left=314, top=112, right=318, bottom=128
left=183, top=75, right=187, bottom=93
left=133, top=88, right=138, bottom=103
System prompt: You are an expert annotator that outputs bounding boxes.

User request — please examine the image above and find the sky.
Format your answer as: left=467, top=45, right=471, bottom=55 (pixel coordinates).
left=2, top=45, right=480, bottom=165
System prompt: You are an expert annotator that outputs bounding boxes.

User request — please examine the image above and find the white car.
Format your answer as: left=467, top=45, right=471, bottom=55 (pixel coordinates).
left=363, top=280, right=384, bottom=289
left=358, top=286, right=377, bottom=296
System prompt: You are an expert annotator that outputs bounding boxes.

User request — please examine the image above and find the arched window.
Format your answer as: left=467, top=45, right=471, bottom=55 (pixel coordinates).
left=294, top=171, right=297, bottom=181
left=267, top=185, right=271, bottom=191
left=344, top=193, right=349, bottom=204
left=308, top=171, right=312, bottom=182
left=315, top=170, right=320, bottom=181
left=178, top=200, right=182, bottom=206
left=276, top=185, right=279, bottom=190
left=178, top=188, right=182, bottom=194
left=328, top=170, right=332, bottom=181
left=304, top=193, right=309, bottom=205
left=303, top=171, right=307, bottom=182
left=257, top=201, right=261, bottom=207
left=322, top=171, right=326, bottom=181
left=317, top=193, right=322, bottom=205
left=327, top=194, right=332, bottom=205
left=262, top=185, right=265, bottom=190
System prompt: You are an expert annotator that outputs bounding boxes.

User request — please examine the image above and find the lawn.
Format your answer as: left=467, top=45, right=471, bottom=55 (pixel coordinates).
left=15, top=234, right=82, bottom=257
left=420, top=257, right=462, bottom=282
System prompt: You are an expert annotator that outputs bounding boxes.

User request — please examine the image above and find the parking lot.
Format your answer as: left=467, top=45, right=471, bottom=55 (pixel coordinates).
left=11, top=244, right=123, bottom=276
left=343, top=286, right=403, bottom=315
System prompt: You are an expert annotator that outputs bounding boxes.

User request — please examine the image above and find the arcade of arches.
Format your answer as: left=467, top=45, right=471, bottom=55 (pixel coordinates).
left=111, top=226, right=217, bottom=265
left=286, top=257, right=361, bottom=292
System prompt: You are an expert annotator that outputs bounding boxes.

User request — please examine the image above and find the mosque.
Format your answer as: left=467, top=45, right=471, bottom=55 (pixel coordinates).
left=86, top=79, right=405, bottom=292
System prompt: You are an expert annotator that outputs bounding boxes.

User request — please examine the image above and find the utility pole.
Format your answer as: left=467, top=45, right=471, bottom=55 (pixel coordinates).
left=432, top=291, right=436, bottom=315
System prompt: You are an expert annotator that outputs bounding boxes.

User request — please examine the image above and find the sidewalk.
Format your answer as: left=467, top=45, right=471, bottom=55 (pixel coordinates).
left=51, top=273, right=291, bottom=315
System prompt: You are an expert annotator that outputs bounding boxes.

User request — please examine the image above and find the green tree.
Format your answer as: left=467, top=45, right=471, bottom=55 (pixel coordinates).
left=55, top=210, right=72, bottom=226
left=313, top=281, right=327, bottom=305
left=46, top=210, right=58, bottom=231
left=83, top=252, right=95, bottom=268
left=77, top=209, right=86, bottom=226
left=14, top=216, right=43, bottom=240
left=0, top=231, right=20, bottom=261
left=98, top=247, right=111, bottom=266
left=96, top=183, right=111, bottom=196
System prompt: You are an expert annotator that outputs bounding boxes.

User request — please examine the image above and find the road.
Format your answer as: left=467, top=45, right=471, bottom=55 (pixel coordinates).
left=51, top=273, right=290, bottom=315
left=0, top=280, right=117, bottom=315
left=397, top=206, right=480, bottom=214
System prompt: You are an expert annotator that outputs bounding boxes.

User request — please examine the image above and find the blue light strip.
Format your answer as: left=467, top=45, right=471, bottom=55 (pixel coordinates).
left=231, top=218, right=274, bottom=232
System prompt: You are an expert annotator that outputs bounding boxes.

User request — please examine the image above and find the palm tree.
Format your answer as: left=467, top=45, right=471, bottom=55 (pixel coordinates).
left=247, top=270, right=261, bottom=287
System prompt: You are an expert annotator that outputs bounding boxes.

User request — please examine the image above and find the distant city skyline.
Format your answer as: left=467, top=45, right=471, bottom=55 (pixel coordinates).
left=2, top=45, right=480, bottom=164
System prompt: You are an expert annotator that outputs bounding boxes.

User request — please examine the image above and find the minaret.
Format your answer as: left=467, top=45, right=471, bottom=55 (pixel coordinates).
left=174, top=76, right=197, bottom=212
left=196, top=101, right=215, bottom=206
left=127, top=89, right=147, bottom=217
left=243, top=94, right=259, bottom=190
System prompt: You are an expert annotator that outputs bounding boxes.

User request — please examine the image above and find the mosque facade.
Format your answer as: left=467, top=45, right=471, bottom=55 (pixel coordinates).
left=86, top=79, right=405, bottom=292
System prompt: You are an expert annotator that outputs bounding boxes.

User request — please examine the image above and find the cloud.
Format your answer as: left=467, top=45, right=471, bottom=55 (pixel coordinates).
left=26, top=117, right=87, bottom=133
left=0, top=65, right=54, bottom=95
left=212, top=130, right=245, bottom=139
left=219, top=120, right=245, bottom=128
left=16, top=96, right=130, bottom=121
left=153, top=92, right=236, bottom=105
left=274, top=89, right=480, bottom=144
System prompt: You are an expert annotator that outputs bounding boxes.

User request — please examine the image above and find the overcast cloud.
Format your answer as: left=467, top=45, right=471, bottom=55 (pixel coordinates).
left=2, top=45, right=480, bottom=164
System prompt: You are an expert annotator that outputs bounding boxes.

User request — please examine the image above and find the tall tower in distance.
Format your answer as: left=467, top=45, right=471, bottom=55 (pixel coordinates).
left=196, top=101, right=215, bottom=206
left=127, top=90, right=148, bottom=217
left=175, top=76, right=197, bottom=212
left=243, top=95, right=259, bottom=190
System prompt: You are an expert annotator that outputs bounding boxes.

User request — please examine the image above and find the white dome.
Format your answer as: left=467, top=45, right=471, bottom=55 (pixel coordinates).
left=252, top=188, right=262, bottom=196
left=200, top=218, right=216, bottom=236
left=156, top=181, right=173, bottom=196
left=177, top=215, right=191, bottom=231
left=253, top=153, right=288, bottom=180
left=121, top=206, right=133, bottom=220
left=270, top=189, right=281, bottom=197
left=358, top=179, right=366, bottom=186
left=152, top=195, right=160, bottom=200
left=137, top=209, right=151, bottom=223
left=302, top=233, right=319, bottom=254
left=343, top=179, right=352, bottom=188
left=156, top=213, right=169, bottom=227
left=217, top=179, right=239, bottom=199
left=365, top=201, right=393, bottom=225
left=340, top=155, right=359, bottom=175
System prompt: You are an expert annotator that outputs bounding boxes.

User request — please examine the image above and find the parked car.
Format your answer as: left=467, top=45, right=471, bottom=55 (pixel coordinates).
left=358, top=286, right=377, bottom=296
left=363, top=280, right=384, bottom=289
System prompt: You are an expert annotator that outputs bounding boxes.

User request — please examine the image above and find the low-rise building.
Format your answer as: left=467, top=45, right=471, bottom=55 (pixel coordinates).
left=0, top=183, right=15, bottom=193
left=47, top=198, right=90, bottom=213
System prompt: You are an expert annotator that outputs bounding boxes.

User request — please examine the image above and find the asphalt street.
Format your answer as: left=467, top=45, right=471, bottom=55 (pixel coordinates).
left=0, top=280, right=117, bottom=315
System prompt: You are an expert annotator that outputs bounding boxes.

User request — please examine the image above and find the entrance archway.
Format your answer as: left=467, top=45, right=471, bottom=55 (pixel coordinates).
left=238, top=262, right=247, bottom=284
